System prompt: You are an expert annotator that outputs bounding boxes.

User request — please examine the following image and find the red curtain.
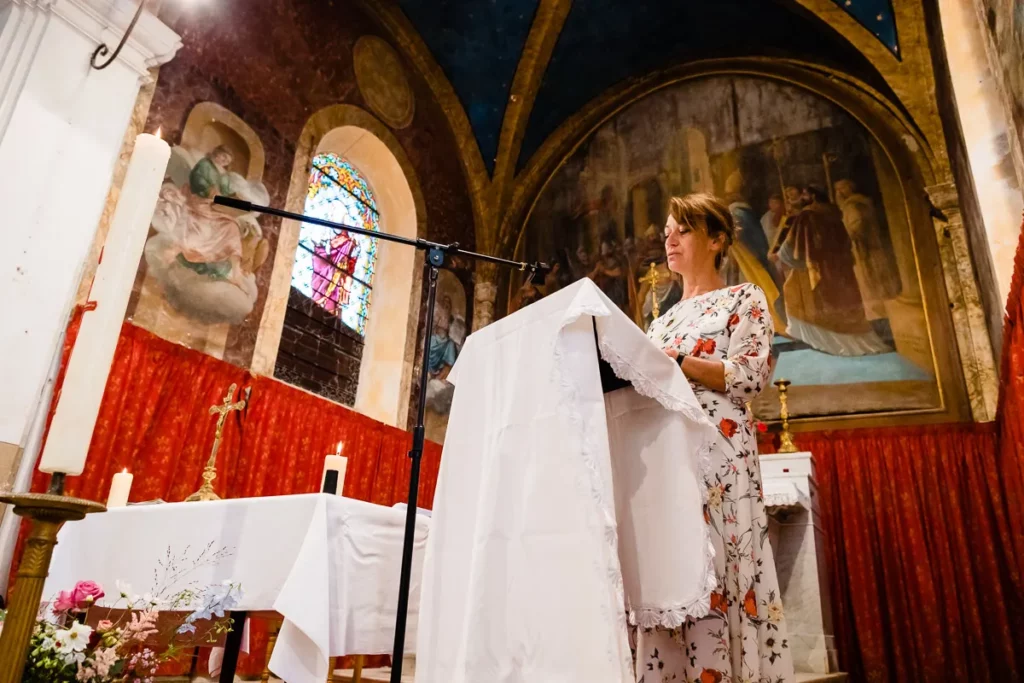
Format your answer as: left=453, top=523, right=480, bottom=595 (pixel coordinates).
left=996, top=215, right=1024, bottom=586
left=761, top=424, right=1023, bottom=682
left=14, top=320, right=441, bottom=675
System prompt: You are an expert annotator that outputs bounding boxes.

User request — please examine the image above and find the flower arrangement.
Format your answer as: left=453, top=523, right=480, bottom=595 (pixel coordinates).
left=0, top=578, right=242, bottom=683
left=0, top=544, right=242, bottom=683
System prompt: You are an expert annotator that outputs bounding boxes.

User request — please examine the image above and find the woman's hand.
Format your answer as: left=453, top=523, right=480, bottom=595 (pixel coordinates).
left=665, top=347, right=727, bottom=392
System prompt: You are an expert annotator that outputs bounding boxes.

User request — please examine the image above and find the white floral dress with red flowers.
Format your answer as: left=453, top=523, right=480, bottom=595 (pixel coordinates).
left=638, top=283, right=794, bottom=683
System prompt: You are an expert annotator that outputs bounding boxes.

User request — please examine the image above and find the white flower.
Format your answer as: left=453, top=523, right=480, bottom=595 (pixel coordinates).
left=115, top=580, right=133, bottom=599
left=140, top=593, right=165, bottom=609
left=55, top=621, right=92, bottom=654
left=39, top=636, right=55, bottom=651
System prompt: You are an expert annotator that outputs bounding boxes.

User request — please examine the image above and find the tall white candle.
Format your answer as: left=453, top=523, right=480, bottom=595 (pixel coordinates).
left=107, top=469, right=133, bottom=508
left=39, top=133, right=170, bottom=475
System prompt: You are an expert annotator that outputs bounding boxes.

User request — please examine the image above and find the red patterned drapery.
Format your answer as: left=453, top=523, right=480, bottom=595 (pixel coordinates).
left=759, top=422, right=1024, bottom=682
left=996, top=214, right=1024, bottom=586
left=14, top=318, right=441, bottom=675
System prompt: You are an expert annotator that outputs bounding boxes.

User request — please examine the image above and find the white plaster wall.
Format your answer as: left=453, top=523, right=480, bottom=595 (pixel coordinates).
left=940, top=0, right=1024, bottom=307
left=0, top=1, right=179, bottom=445
left=317, top=126, right=417, bottom=427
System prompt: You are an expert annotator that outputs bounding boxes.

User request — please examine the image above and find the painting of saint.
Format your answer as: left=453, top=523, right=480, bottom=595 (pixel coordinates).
left=774, top=185, right=889, bottom=355
left=424, top=274, right=469, bottom=442
left=834, top=179, right=902, bottom=319
left=519, top=75, right=942, bottom=418
left=146, top=144, right=270, bottom=324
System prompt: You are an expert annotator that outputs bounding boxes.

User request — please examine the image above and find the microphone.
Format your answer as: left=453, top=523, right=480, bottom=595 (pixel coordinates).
left=213, top=195, right=254, bottom=212
left=530, top=261, right=552, bottom=275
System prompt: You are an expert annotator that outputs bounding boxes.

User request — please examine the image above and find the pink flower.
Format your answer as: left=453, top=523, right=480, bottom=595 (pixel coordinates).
left=96, top=619, right=114, bottom=632
left=53, top=590, right=76, bottom=613
left=71, top=581, right=104, bottom=607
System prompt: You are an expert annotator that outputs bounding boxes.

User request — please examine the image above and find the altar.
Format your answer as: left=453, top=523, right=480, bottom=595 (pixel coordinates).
left=43, top=493, right=429, bottom=683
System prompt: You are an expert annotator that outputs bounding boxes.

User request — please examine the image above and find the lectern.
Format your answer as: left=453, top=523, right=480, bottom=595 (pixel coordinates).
left=416, top=280, right=718, bottom=683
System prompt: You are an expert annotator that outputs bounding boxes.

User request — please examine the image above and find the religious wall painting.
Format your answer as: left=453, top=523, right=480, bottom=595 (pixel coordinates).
left=131, top=102, right=272, bottom=358
left=520, top=76, right=941, bottom=419
left=424, top=270, right=468, bottom=443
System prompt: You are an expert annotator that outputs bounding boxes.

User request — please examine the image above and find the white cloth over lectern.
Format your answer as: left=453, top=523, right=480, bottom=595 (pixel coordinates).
left=416, top=279, right=717, bottom=683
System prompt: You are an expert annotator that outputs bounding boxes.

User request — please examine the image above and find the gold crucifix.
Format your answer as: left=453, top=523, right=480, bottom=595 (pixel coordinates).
left=186, top=383, right=248, bottom=502
left=639, top=262, right=661, bottom=320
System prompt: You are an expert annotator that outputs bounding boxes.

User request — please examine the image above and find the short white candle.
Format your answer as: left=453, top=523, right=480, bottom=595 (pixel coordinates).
left=322, top=441, right=348, bottom=494
left=107, top=469, right=133, bottom=508
left=40, top=132, right=171, bottom=475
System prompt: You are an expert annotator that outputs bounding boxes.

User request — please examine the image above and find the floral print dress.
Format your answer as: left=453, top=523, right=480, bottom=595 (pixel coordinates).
left=639, top=283, right=794, bottom=683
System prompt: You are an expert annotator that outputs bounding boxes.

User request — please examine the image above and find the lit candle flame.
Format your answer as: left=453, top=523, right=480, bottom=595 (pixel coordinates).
left=122, top=468, right=128, bottom=474
left=336, top=441, right=344, bottom=456
left=154, top=127, right=162, bottom=140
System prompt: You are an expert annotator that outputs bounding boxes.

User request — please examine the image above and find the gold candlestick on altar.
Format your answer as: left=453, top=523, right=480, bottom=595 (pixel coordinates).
left=639, top=262, right=661, bottom=320
left=187, top=383, right=248, bottom=502
left=774, top=378, right=798, bottom=453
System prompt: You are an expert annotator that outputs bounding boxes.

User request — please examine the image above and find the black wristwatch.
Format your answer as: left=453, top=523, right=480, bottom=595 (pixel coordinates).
left=676, top=353, right=686, bottom=368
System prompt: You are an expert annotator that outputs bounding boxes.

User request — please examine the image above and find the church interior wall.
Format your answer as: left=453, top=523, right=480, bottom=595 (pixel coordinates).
left=927, top=0, right=1024, bottom=361
left=90, top=0, right=478, bottom=424
left=973, top=0, right=1024, bottom=189
left=0, top=1, right=179, bottom=466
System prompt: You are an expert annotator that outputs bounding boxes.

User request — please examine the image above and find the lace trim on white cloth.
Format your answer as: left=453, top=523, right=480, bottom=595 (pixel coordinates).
left=596, top=338, right=719, bottom=629
left=551, top=300, right=634, bottom=678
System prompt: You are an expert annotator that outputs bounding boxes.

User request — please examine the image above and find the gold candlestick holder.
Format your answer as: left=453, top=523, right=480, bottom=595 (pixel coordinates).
left=774, top=378, right=799, bottom=453
left=0, top=483, right=105, bottom=683
left=639, top=262, right=661, bottom=320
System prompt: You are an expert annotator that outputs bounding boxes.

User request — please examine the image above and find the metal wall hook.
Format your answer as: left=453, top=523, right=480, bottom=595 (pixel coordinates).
left=90, top=1, right=146, bottom=70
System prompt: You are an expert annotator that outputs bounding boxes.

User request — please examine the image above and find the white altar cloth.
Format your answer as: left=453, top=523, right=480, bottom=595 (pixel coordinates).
left=44, top=493, right=429, bottom=683
left=417, top=279, right=716, bottom=683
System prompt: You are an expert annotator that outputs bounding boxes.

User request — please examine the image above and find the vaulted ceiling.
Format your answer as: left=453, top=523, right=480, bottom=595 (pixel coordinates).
left=394, top=0, right=900, bottom=176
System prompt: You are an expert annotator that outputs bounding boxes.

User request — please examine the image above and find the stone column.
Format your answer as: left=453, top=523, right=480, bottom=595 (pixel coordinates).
left=472, top=261, right=499, bottom=332
left=0, top=1, right=180, bottom=449
left=925, top=182, right=998, bottom=421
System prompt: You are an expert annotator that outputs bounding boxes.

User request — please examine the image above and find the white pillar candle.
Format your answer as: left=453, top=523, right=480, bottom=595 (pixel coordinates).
left=106, top=469, right=133, bottom=508
left=39, top=132, right=170, bottom=475
left=321, top=454, right=348, bottom=495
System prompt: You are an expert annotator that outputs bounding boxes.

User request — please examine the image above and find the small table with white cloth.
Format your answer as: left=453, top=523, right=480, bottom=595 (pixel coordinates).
left=43, top=493, right=429, bottom=683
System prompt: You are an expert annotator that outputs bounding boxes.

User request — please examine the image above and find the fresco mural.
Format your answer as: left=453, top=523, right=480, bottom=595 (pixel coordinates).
left=424, top=269, right=468, bottom=442
left=519, top=76, right=940, bottom=418
left=131, top=103, right=272, bottom=358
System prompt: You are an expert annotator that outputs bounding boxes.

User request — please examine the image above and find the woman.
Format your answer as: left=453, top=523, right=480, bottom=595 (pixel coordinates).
left=639, top=193, right=793, bottom=683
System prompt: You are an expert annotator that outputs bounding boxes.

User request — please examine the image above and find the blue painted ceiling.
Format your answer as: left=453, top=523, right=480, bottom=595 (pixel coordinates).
left=829, top=0, right=899, bottom=55
left=395, top=0, right=899, bottom=176
left=396, top=0, right=540, bottom=173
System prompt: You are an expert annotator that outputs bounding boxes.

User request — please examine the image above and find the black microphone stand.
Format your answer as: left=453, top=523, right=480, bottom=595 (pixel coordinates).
left=213, top=196, right=546, bottom=682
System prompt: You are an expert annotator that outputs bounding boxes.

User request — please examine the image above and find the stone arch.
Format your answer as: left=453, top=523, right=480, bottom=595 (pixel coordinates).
left=253, top=105, right=427, bottom=428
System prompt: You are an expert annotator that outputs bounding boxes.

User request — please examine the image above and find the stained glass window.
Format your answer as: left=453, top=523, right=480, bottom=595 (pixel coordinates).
left=290, top=153, right=379, bottom=335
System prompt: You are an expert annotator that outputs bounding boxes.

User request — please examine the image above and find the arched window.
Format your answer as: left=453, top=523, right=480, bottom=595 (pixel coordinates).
left=290, top=153, right=380, bottom=335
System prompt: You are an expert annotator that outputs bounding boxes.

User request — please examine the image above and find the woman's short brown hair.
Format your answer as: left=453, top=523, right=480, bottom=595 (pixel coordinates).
left=667, top=193, right=737, bottom=271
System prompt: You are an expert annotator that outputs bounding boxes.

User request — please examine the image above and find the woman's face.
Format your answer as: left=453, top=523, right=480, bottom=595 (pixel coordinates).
left=664, top=214, right=720, bottom=276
